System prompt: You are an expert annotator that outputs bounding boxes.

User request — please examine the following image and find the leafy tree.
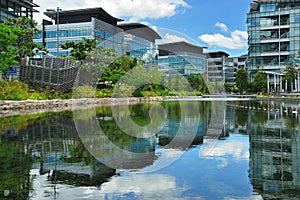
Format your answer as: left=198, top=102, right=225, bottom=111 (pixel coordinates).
left=252, top=70, right=267, bottom=93
left=0, top=23, right=20, bottom=73
left=186, top=74, right=208, bottom=94
left=283, top=61, right=298, bottom=91
left=79, top=46, right=121, bottom=85
left=98, top=55, right=139, bottom=88
left=61, top=38, right=96, bottom=62
left=235, top=67, right=248, bottom=93
left=5, top=17, right=46, bottom=62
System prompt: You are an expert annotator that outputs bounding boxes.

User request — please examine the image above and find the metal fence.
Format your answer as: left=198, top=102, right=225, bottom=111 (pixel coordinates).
left=20, top=56, right=80, bottom=92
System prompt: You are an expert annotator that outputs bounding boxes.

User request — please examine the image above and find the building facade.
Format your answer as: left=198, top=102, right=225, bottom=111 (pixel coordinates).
left=158, top=41, right=207, bottom=76
left=0, top=0, right=38, bottom=22
left=206, top=51, right=231, bottom=83
left=34, top=7, right=160, bottom=62
left=229, top=54, right=248, bottom=70
left=227, top=54, right=248, bottom=84
left=247, top=0, right=300, bottom=74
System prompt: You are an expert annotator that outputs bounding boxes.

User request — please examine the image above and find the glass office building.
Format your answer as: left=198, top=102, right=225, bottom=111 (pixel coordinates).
left=206, top=51, right=231, bottom=82
left=34, top=7, right=160, bottom=61
left=158, top=41, right=207, bottom=76
left=247, top=0, right=300, bottom=74
left=0, top=0, right=38, bottom=22
left=118, top=23, right=161, bottom=64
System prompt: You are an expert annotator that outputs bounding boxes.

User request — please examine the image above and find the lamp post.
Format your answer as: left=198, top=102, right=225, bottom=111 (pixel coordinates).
left=46, top=7, right=61, bottom=56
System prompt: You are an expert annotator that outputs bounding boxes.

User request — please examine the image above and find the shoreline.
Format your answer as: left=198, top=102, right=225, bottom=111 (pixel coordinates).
left=0, top=96, right=201, bottom=117
left=0, top=97, right=166, bottom=117
left=1, top=95, right=300, bottom=118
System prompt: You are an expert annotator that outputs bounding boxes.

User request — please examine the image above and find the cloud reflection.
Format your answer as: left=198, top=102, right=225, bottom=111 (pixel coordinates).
left=100, top=174, right=181, bottom=199
left=199, top=139, right=249, bottom=168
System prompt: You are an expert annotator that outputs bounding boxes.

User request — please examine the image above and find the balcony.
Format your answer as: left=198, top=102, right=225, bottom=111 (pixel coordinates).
left=260, top=24, right=289, bottom=30
left=261, top=51, right=289, bottom=56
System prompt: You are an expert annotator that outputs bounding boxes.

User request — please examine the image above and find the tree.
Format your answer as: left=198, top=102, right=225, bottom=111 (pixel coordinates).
left=5, top=17, right=46, bottom=62
left=252, top=70, right=267, bottom=93
left=186, top=74, right=208, bottom=94
left=79, top=46, right=122, bottom=85
left=283, top=61, right=298, bottom=91
left=0, top=23, right=20, bottom=73
left=235, top=67, right=248, bottom=93
left=61, top=38, right=96, bottom=62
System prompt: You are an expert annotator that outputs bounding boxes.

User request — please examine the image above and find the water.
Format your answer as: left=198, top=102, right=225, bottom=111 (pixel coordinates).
left=0, top=100, right=300, bottom=199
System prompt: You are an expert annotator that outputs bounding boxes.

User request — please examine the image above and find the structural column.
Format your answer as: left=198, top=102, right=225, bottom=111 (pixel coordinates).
left=274, top=74, right=277, bottom=93
left=267, top=74, right=270, bottom=94
left=280, top=75, right=282, bottom=92
left=297, top=72, right=300, bottom=92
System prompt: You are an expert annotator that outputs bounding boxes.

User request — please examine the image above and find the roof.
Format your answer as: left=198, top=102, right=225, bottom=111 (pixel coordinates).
left=117, top=23, right=161, bottom=43
left=253, top=0, right=300, bottom=3
left=158, top=41, right=205, bottom=56
left=9, top=0, right=39, bottom=12
left=249, top=0, right=300, bottom=12
left=205, top=51, right=230, bottom=58
left=44, top=7, right=123, bottom=25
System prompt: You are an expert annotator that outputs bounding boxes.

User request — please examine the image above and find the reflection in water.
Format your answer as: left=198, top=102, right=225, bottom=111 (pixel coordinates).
left=244, top=101, right=300, bottom=199
left=1, top=100, right=300, bottom=199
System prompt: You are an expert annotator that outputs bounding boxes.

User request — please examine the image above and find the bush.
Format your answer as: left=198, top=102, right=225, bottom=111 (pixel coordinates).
left=95, top=88, right=113, bottom=98
left=72, top=85, right=95, bottom=98
left=0, top=80, right=30, bottom=100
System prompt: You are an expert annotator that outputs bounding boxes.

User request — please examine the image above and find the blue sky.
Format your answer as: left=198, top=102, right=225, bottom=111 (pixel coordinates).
left=34, top=0, right=252, bottom=57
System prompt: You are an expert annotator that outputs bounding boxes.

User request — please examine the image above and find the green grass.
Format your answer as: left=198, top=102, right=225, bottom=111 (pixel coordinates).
left=0, top=80, right=206, bottom=100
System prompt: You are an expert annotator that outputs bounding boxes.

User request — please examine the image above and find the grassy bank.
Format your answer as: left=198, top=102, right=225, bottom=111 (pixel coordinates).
left=0, top=80, right=203, bottom=100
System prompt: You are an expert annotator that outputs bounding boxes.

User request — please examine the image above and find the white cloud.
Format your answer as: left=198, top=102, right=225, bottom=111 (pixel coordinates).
left=85, top=0, right=191, bottom=21
left=34, top=0, right=86, bottom=23
left=163, top=33, right=189, bottom=43
left=33, top=0, right=190, bottom=24
left=216, top=22, right=229, bottom=32
left=198, top=23, right=248, bottom=50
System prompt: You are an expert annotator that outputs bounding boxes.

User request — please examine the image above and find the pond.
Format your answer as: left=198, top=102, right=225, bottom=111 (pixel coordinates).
left=0, top=99, right=300, bottom=199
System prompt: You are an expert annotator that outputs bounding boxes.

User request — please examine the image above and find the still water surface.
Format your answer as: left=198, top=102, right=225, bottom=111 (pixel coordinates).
left=0, top=100, right=300, bottom=199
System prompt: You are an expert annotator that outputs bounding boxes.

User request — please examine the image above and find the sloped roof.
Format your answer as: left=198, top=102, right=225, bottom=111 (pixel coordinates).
left=158, top=41, right=205, bottom=56
left=44, top=7, right=123, bottom=25
left=118, top=23, right=161, bottom=43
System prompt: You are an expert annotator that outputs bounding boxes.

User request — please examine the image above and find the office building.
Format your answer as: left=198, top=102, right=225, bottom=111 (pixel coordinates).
left=227, top=54, right=248, bottom=84
left=158, top=41, right=207, bottom=76
left=229, top=54, right=248, bottom=70
left=247, top=0, right=300, bottom=75
left=34, top=7, right=161, bottom=62
left=118, top=23, right=161, bottom=64
left=206, top=51, right=231, bottom=82
left=0, top=0, right=38, bottom=22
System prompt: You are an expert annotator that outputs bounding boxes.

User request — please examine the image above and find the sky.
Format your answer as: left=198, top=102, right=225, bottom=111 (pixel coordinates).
left=33, top=0, right=252, bottom=57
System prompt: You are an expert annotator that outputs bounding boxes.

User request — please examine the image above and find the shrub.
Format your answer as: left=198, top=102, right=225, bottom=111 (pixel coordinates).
left=72, top=85, right=95, bottom=98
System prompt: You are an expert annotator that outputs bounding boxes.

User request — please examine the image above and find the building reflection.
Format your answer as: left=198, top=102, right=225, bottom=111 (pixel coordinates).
left=3, top=100, right=300, bottom=198
left=242, top=100, right=300, bottom=199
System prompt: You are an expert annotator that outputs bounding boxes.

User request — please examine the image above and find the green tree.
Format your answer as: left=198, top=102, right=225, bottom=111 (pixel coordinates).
left=5, top=17, right=46, bottom=62
left=235, top=67, right=248, bottom=93
left=79, top=46, right=121, bottom=85
left=283, top=61, right=298, bottom=91
left=61, top=38, right=96, bottom=62
left=0, top=23, right=20, bottom=73
left=186, top=74, right=208, bottom=95
left=252, top=70, right=267, bottom=93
